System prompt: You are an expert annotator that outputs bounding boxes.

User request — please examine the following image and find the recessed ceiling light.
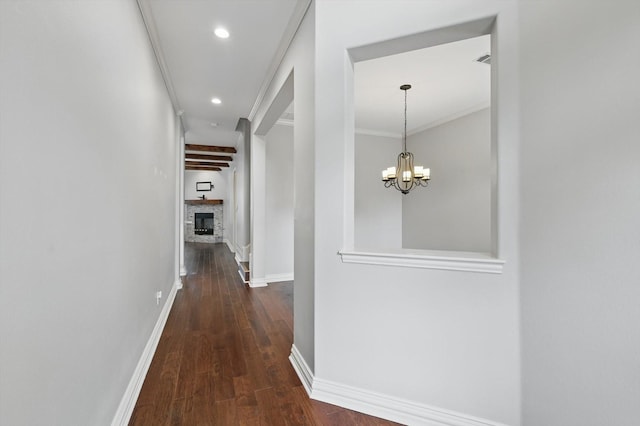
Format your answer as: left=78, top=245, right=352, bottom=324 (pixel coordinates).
left=211, top=97, right=221, bottom=105
left=214, top=28, right=229, bottom=39
left=210, top=122, right=219, bottom=127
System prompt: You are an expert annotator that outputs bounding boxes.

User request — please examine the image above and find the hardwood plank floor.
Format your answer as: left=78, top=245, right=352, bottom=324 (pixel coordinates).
left=130, top=242, right=401, bottom=426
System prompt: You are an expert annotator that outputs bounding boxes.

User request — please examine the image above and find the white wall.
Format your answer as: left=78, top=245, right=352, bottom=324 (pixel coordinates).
left=403, top=108, right=491, bottom=252
left=184, top=170, right=227, bottom=201
left=0, top=1, right=178, bottom=425
left=354, top=133, right=402, bottom=250
left=519, top=1, right=640, bottom=425
left=313, top=2, right=520, bottom=424
left=265, top=123, right=294, bottom=278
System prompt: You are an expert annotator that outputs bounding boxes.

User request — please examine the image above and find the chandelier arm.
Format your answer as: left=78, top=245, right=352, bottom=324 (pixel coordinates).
left=406, top=179, right=415, bottom=193
left=396, top=153, right=404, bottom=193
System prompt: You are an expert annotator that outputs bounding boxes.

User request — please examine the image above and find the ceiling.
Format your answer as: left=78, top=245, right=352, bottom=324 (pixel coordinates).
left=140, top=1, right=489, bottom=148
left=140, top=0, right=306, bottom=148
left=355, top=34, right=491, bottom=137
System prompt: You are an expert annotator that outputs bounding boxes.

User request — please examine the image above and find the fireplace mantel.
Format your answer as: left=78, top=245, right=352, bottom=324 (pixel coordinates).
left=185, top=199, right=223, bottom=205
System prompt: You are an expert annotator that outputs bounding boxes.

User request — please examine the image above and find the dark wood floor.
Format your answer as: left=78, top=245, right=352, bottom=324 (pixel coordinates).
left=130, top=242, right=400, bottom=425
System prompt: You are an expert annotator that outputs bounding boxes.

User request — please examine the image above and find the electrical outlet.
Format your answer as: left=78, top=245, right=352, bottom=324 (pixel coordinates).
left=156, top=291, right=162, bottom=305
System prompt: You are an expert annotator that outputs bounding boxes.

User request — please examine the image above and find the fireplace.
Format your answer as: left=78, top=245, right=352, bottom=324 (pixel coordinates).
left=185, top=202, right=223, bottom=243
left=194, top=213, right=214, bottom=235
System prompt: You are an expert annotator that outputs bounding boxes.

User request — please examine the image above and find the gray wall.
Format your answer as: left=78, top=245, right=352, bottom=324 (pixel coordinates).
left=265, top=123, right=294, bottom=278
left=0, top=2, right=178, bottom=424
left=234, top=119, right=251, bottom=258
left=403, top=108, right=491, bottom=252
left=313, top=2, right=521, bottom=424
left=520, top=1, right=640, bottom=425
left=184, top=170, right=227, bottom=201
left=354, top=133, right=403, bottom=250
left=251, top=3, right=316, bottom=371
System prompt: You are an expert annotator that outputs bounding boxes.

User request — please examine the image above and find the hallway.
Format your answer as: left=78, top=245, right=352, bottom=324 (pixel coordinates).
left=130, top=243, right=399, bottom=425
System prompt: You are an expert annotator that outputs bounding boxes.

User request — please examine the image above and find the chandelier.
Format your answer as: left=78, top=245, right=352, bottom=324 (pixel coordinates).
left=381, top=84, right=430, bottom=194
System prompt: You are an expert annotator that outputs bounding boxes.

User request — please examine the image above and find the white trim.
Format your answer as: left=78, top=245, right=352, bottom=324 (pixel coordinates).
left=355, top=127, right=401, bottom=138
left=110, top=282, right=178, bottom=426
left=312, top=378, right=508, bottom=426
left=174, top=279, right=183, bottom=291
left=338, top=250, right=504, bottom=274
left=286, top=105, right=490, bottom=140
left=288, top=346, right=507, bottom=426
left=408, top=102, right=491, bottom=137
left=289, top=345, right=313, bottom=396
left=247, top=0, right=312, bottom=121
left=237, top=269, right=250, bottom=285
left=265, top=273, right=294, bottom=283
left=234, top=244, right=250, bottom=263
left=178, top=135, right=186, bottom=277
left=249, top=277, right=268, bottom=288
left=223, top=238, right=235, bottom=253
left=275, top=118, right=294, bottom=127
left=136, top=0, right=181, bottom=114
left=276, top=119, right=400, bottom=139
left=246, top=273, right=292, bottom=287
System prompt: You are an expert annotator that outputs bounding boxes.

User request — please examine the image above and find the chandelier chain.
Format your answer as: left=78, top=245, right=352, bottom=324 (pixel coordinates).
left=403, top=88, right=408, bottom=152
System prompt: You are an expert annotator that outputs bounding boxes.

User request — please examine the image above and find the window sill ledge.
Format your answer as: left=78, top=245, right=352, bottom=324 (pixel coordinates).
left=338, top=249, right=504, bottom=274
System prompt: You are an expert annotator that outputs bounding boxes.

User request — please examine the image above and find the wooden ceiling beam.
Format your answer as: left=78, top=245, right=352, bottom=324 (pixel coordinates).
left=185, top=144, right=237, bottom=154
left=185, top=161, right=229, bottom=167
left=185, top=153, right=233, bottom=162
left=185, top=166, right=222, bottom=171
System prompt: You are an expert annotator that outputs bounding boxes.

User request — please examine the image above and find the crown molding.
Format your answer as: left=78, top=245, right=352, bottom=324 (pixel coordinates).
left=275, top=118, right=295, bottom=127
left=408, top=102, right=490, bottom=137
left=248, top=0, right=312, bottom=122
left=136, top=0, right=183, bottom=124
left=355, top=128, right=401, bottom=139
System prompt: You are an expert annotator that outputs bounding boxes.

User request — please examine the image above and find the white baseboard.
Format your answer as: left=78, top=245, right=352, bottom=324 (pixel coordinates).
left=237, top=269, right=250, bottom=285
left=247, top=273, right=293, bottom=288
left=233, top=244, right=250, bottom=263
left=224, top=238, right=235, bottom=253
left=265, top=273, right=294, bottom=283
left=289, top=344, right=313, bottom=395
left=174, top=278, right=183, bottom=290
left=179, top=265, right=187, bottom=277
left=289, top=345, right=507, bottom=426
left=312, top=379, right=508, bottom=426
left=249, top=277, right=268, bottom=288
left=110, top=281, right=178, bottom=426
